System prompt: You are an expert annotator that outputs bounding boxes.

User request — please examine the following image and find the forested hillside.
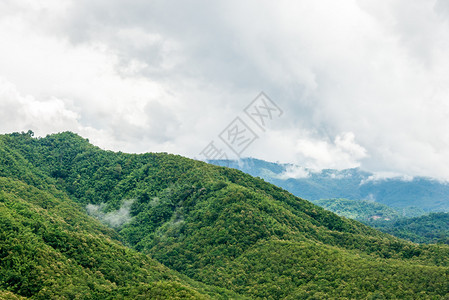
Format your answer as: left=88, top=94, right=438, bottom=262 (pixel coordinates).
left=0, top=132, right=238, bottom=299
left=371, top=212, right=449, bottom=245
left=311, top=198, right=401, bottom=222
left=2, top=132, right=449, bottom=298
left=309, top=198, right=449, bottom=245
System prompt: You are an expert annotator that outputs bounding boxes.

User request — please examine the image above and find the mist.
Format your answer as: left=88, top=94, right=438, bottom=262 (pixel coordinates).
left=86, top=199, right=134, bottom=228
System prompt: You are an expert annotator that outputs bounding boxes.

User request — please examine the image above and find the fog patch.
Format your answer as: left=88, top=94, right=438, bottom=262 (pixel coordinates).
left=149, top=197, right=160, bottom=207
left=360, top=172, right=414, bottom=185
left=364, top=194, right=376, bottom=202
left=276, top=165, right=310, bottom=179
left=86, top=199, right=135, bottom=228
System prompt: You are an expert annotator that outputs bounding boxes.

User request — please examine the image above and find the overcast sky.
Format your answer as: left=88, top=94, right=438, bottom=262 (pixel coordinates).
left=1, top=0, right=449, bottom=179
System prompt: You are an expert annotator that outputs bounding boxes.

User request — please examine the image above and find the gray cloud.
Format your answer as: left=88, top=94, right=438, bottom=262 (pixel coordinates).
left=435, top=0, right=449, bottom=18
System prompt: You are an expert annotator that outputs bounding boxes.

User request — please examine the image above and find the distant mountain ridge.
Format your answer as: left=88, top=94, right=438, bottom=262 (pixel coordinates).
left=209, top=158, right=449, bottom=213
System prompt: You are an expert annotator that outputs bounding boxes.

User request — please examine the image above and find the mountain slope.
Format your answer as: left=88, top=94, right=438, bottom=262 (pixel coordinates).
left=0, top=177, right=230, bottom=299
left=311, top=198, right=401, bottom=222
left=372, top=212, right=449, bottom=245
left=309, top=198, right=449, bottom=246
left=3, top=132, right=449, bottom=298
left=0, top=133, right=239, bottom=299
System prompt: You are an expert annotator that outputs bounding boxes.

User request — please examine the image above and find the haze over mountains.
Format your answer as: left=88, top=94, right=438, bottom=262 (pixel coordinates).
left=210, top=158, right=449, bottom=213
left=2, top=131, right=449, bottom=298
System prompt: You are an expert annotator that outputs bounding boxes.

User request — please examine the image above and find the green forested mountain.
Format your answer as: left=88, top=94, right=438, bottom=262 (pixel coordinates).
left=0, top=177, right=231, bottom=299
left=371, top=212, right=449, bottom=245
left=311, top=198, right=402, bottom=222
left=0, top=132, right=238, bottom=299
left=309, top=199, right=449, bottom=245
left=311, top=198, right=424, bottom=224
left=3, top=131, right=449, bottom=298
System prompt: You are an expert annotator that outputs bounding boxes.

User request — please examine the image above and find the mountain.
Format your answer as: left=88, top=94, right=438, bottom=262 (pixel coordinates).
left=0, top=177, right=233, bottom=299
left=309, top=198, right=449, bottom=245
left=0, top=132, right=238, bottom=299
left=209, top=158, right=449, bottom=213
left=371, top=212, right=449, bottom=245
left=311, top=198, right=402, bottom=222
left=3, top=132, right=449, bottom=298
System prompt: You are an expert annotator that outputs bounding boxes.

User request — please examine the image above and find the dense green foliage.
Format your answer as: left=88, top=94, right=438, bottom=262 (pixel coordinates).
left=371, top=212, right=449, bottom=245
left=309, top=198, right=449, bottom=245
left=0, top=177, right=229, bottom=299
left=0, top=133, right=238, bottom=299
left=311, top=198, right=401, bottom=222
left=3, top=132, right=449, bottom=298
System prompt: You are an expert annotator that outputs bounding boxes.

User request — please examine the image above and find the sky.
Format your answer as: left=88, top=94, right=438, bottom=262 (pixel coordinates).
left=1, top=0, right=449, bottom=180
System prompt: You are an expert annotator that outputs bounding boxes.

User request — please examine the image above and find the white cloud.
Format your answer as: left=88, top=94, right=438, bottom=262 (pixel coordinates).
left=360, top=172, right=414, bottom=185
left=86, top=199, right=134, bottom=228
left=294, top=132, right=367, bottom=170
left=276, top=165, right=310, bottom=180
left=0, top=79, right=79, bottom=134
